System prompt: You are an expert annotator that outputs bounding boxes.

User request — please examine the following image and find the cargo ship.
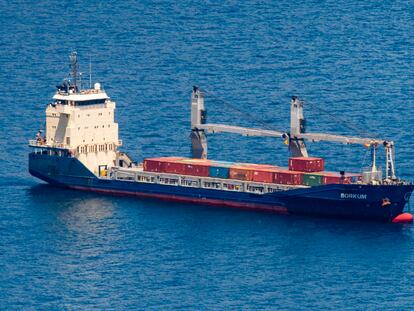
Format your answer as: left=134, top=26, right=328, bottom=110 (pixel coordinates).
left=29, top=53, right=414, bottom=223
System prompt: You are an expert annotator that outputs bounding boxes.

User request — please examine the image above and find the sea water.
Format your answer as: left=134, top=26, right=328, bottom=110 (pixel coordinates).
left=1, top=0, right=414, bottom=309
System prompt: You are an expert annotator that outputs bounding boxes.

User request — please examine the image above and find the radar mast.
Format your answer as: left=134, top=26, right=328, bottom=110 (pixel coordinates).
left=69, top=51, right=78, bottom=91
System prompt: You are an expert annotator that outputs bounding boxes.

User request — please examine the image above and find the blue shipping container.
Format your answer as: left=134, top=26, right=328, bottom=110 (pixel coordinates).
left=209, top=166, right=230, bottom=179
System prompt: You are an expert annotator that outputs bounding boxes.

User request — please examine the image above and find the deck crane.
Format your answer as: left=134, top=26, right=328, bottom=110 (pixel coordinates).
left=190, top=86, right=396, bottom=183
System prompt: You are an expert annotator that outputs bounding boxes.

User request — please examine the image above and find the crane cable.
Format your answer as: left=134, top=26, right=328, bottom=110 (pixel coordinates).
left=203, top=88, right=378, bottom=141
left=202, top=88, right=381, bottom=172
left=202, top=88, right=283, bottom=132
left=304, top=100, right=378, bottom=139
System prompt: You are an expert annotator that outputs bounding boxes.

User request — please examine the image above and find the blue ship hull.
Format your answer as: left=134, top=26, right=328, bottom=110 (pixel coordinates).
left=29, top=153, right=414, bottom=222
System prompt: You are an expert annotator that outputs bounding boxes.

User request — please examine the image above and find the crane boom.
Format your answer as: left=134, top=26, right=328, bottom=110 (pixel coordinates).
left=195, top=124, right=384, bottom=146
left=195, top=123, right=286, bottom=138
left=189, top=87, right=396, bottom=181
left=297, top=133, right=380, bottom=145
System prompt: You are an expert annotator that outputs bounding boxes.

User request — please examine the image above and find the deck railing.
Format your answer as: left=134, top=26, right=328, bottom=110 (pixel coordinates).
left=110, top=167, right=305, bottom=195
left=28, top=140, right=67, bottom=149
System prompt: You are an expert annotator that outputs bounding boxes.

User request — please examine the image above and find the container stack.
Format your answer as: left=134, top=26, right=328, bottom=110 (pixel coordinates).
left=142, top=156, right=361, bottom=186
left=288, top=156, right=361, bottom=186
left=288, top=157, right=324, bottom=172
left=143, top=157, right=185, bottom=172
left=273, top=170, right=304, bottom=185
left=144, top=157, right=211, bottom=176
left=303, top=172, right=362, bottom=186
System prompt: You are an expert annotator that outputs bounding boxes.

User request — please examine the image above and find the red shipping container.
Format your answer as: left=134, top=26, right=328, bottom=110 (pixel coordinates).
left=322, top=172, right=362, bottom=184
left=229, top=166, right=254, bottom=181
left=288, top=157, right=324, bottom=172
left=273, top=170, right=303, bottom=185
left=143, top=158, right=165, bottom=172
left=143, top=157, right=186, bottom=172
left=252, top=168, right=281, bottom=183
left=252, top=170, right=275, bottom=183
left=184, top=163, right=211, bottom=177
left=164, top=161, right=187, bottom=174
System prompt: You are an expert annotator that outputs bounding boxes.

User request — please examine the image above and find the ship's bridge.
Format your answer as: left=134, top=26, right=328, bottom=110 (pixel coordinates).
left=53, top=84, right=109, bottom=106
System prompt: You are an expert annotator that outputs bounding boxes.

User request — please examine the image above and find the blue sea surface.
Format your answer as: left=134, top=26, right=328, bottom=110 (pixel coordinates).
left=1, top=0, right=414, bottom=309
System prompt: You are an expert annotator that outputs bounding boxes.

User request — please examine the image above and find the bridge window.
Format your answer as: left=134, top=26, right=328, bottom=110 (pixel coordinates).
left=74, top=99, right=106, bottom=106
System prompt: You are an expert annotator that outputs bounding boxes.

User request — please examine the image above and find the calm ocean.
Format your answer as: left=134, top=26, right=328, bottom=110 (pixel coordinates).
left=1, top=0, right=414, bottom=309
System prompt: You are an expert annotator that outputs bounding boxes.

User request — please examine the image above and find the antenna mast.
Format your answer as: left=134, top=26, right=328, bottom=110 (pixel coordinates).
left=69, top=51, right=78, bottom=90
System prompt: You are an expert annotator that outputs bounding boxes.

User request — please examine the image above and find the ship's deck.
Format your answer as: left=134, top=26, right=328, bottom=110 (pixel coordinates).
left=106, top=166, right=314, bottom=196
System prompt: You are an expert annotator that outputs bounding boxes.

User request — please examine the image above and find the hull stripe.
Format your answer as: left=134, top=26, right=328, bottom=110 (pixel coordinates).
left=69, top=185, right=289, bottom=214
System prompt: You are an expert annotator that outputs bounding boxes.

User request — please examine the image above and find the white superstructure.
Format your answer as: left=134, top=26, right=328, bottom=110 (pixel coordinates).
left=45, top=84, right=120, bottom=175
left=31, top=52, right=122, bottom=176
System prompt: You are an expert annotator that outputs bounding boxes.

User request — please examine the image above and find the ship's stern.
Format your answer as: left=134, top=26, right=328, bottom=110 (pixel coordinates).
left=29, top=149, right=96, bottom=186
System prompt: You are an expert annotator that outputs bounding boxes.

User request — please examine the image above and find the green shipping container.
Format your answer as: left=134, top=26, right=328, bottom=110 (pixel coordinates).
left=303, top=173, right=324, bottom=186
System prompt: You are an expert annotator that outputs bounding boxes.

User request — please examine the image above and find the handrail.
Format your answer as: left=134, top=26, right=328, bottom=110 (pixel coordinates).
left=28, top=140, right=68, bottom=149
left=111, top=167, right=310, bottom=195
